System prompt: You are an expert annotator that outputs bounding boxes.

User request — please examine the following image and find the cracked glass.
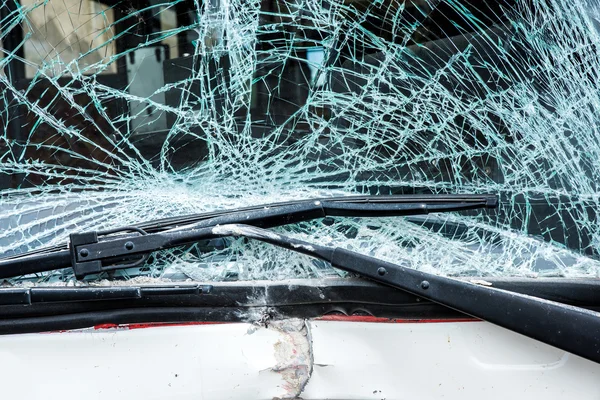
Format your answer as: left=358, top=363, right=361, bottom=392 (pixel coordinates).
left=1, top=0, right=599, bottom=284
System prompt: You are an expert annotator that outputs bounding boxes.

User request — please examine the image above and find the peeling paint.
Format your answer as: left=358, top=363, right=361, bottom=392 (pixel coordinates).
left=291, top=243, right=316, bottom=252
left=212, top=224, right=283, bottom=242
left=470, top=279, right=493, bottom=287
left=269, top=319, right=313, bottom=399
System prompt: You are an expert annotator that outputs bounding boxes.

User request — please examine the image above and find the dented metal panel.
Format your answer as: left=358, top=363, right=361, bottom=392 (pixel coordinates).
left=0, top=320, right=597, bottom=399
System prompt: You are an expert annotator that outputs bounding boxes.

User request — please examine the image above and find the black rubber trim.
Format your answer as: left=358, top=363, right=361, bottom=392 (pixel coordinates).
left=0, top=304, right=467, bottom=335
left=0, top=278, right=599, bottom=335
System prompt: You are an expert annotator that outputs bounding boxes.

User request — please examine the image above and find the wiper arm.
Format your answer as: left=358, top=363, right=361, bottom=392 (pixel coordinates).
left=0, top=194, right=496, bottom=278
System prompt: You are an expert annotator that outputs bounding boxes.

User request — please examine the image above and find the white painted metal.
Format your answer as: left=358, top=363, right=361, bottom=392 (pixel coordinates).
left=0, top=320, right=597, bottom=399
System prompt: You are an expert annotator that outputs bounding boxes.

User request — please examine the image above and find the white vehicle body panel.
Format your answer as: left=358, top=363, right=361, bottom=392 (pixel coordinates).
left=0, top=319, right=597, bottom=399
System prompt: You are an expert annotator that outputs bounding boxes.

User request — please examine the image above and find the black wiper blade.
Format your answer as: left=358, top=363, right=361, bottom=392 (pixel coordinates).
left=134, top=193, right=498, bottom=232
left=0, top=194, right=496, bottom=278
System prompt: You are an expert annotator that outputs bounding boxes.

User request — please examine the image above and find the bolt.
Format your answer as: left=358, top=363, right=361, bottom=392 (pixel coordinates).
left=420, top=281, right=430, bottom=290
left=79, top=249, right=89, bottom=257
left=125, top=241, right=134, bottom=250
left=377, top=267, right=386, bottom=276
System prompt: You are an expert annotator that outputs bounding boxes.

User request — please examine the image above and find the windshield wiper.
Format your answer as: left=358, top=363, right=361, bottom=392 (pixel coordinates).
left=6, top=215, right=600, bottom=364
left=0, top=194, right=598, bottom=363
left=133, top=193, right=498, bottom=232
left=0, top=194, right=496, bottom=277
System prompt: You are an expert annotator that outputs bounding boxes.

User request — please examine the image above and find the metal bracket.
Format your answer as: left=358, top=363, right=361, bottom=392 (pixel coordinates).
left=69, top=232, right=103, bottom=280
left=69, top=230, right=151, bottom=280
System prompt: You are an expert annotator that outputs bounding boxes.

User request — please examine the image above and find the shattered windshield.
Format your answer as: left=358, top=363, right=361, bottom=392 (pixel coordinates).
left=0, top=0, right=599, bottom=283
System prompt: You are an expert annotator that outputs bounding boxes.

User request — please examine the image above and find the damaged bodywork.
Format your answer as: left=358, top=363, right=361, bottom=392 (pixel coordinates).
left=0, top=316, right=598, bottom=399
left=3, top=0, right=600, bottom=395
left=2, top=0, right=600, bottom=282
left=268, top=319, right=312, bottom=399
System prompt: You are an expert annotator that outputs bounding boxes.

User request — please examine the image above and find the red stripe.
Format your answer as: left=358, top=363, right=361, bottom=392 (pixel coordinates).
left=93, top=321, right=228, bottom=330
left=51, top=316, right=477, bottom=333
left=315, top=315, right=478, bottom=323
